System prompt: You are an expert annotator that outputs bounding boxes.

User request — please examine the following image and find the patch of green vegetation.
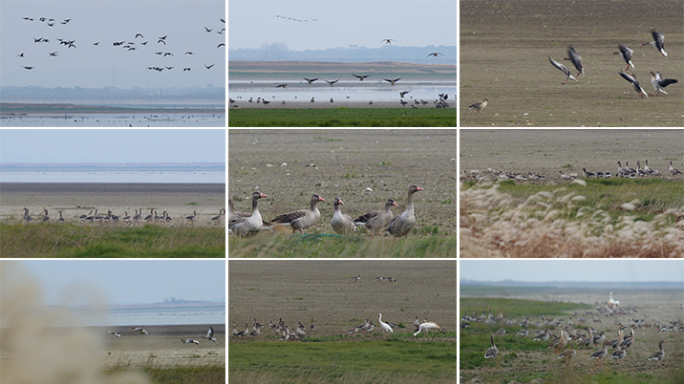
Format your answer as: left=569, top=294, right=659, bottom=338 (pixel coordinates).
left=105, top=366, right=225, bottom=384
left=230, top=340, right=455, bottom=384
left=229, top=108, right=456, bottom=127
left=229, top=234, right=456, bottom=257
left=0, top=223, right=225, bottom=258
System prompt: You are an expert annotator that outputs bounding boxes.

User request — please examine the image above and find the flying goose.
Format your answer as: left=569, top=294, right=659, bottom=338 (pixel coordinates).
left=613, top=45, right=634, bottom=71
left=383, top=78, right=401, bottom=86
left=229, top=191, right=267, bottom=236
left=387, top=185, right=423, bottom=238
left=202, top=326, right=216, bottom=342
left=131, top=327, right=148, bottom=335
left=381, top=39, right=397, bottom=44
left=563, top=45, right=584, bottom=76
left=181, top=339, right=199, bottom=344
left=330, top=197, right=356, bottom=235
left=325, top=79, right=339, bottom=86
left=352, top=74, right=369, bottom=81
left=469, top=98, right=489, bottom=113
left=426, top=52, right=444, bottom=58
left=108, top=331, right=121, bottom=337
left=619, top=71, right=648, bottom=98
left=641, top=29, right=667, bottom=57
left=303, top=77, right=318, bottom=84
left=353, top=198, right=398, bottom=235
left=648, top=71, right=677, bottom=95
left=548, top=56, right=577, bottom=84
left=272, top=194, right=325, bottom=233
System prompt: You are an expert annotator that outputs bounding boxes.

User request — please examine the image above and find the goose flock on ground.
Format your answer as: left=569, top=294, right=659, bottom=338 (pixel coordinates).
left=107, top=326, right=216, bottom=346
left=230, top=314, right=444, bottom=342
left=16, top=15, right=224, bottom=73
left=228, top=185, right=424, bottom=238
left=461, top=292, right=681, bottom=368
left=461, top=159, right=682, bottom=183
left=19, top=207, right=225, bottom=227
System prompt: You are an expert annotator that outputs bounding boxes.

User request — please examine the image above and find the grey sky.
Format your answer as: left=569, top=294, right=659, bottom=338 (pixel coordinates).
left=229, top=0, right=456, bottom=51
left=461, top=260, right=684, bottom=283
left=0, top=0, right=225, bottom=88
left=5, top=260, right=225, bottom=305
left=0, top=129, right=225, bottom=163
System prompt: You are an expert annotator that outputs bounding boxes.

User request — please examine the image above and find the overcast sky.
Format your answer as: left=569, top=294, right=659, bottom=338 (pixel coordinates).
left=229, top=0, right=456, bottom=51
left=461, top=260, right=684, bottom=283
left=4, top=260, right=225, bottom=306
left=0, top=129, right=225, bottom=163
left=0, top=0, right=225, bottom=88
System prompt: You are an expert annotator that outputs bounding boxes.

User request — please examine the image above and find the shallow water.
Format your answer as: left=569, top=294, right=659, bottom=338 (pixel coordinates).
left=73, top=304, right=225, bottom=327
left=0, top=113, right=225, bottom=127
left=230, top=80, right=456, bottom=104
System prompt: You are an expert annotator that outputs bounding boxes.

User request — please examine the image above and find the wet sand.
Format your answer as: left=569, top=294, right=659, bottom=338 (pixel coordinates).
left=0, top=183, right=225, bottom=226
left=460, top=0, right=684, bottom=127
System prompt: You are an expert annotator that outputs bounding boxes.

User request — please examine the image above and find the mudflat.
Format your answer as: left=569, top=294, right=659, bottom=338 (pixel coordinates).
left=460, top=0, right=684, bottom=127
left=0, top=183, right=225, bottom=227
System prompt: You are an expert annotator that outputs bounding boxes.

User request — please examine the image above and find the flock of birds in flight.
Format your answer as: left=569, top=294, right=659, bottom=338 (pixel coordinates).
left=17, top=15, right=225, bottom=73
left=469, top=29, right=678, bottom=113
left=107, top=326, right=217, bottom=346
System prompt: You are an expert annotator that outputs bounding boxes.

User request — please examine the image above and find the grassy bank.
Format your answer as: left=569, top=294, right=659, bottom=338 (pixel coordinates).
left=230, top=340, right=455, bottom=384
left=104, top=366, right=224, bottom=384
left=228, top=108, right=456, bottom=127
left=228, top=233, right=456, bottom=257
left=0, top=223, right=225, bottom=257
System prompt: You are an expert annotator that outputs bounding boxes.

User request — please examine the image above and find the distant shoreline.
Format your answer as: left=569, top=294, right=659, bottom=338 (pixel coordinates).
left=0, top=182, right=224, bottom=194
left=0, top=102, right=225, bottom=115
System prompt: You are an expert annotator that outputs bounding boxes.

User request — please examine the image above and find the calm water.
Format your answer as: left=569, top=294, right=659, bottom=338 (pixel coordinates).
left=230, top=80, right=456, bottom=103
left=73, top=304, right=225, bottom=327
left=1, top=170, right=225, bottom=183
left=0, top=113, right=225, bottom=127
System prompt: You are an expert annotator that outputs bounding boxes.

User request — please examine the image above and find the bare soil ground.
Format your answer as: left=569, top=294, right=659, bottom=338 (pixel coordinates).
left=460, top=0, right=684, bottom=127
left=460, top=288, right=684, bottom=383
left=229, top=129, right=456, bottom=237
left=229, top=260, right=457, bottom=338
left=0, top=183, right=225, bottom=228
left=459, top=129, right=683, bottom=178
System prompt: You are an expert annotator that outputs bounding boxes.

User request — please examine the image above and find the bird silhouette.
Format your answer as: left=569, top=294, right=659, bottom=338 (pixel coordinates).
left=352, top=74, right=369, bottom=81
left=204, top=26, right=212, bottom=32
left=427, top=52, right=444, bottom=58
left=381, top=39, right=397, bottom=44
left=325, top=79, right=339, bottom=87
left=135, top=33, right=144, bottom=38
left=304, top=77, right=318, bottom=84
left=204, top=64, right=214, bottom=69
left=217, top=43, right=225, bottom=48
left=22, top=66, right=33, bottom=70
left=384, top=78, right=401, bottom=86
left=183, top=67, right=191, bottom=71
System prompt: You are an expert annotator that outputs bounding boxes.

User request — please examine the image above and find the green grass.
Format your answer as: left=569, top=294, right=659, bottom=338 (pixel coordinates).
left=229, top=233, right=456, bottom=257
left=228, top=108, right=456, bottom=127
left=230, top=340, right=456, bottom=384
left=0, top=223, right=225, bottom=257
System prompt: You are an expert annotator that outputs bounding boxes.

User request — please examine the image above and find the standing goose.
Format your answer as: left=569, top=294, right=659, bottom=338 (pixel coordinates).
left=582, top=168, right=595, bottom=178
left=648, top=339, right=666, bottom=366
left=42, top=209, right=50, bottom=222
left=609, top=345, right=627, bottom=365
left=548, top=56, right=577, bottom=84
left=272, top=194, right=325, bottom=234
left=563, top=46, right=584, bottom=77
left=619, top=71, right=648, bottom=98
left=133, top=209, right=142, bottom=223
left=58, top=210, right=65, bottom=224
left=641, top=29, right=667, bottom=57
left=79, top=209, right=93, bottom=223
left=388, top=185, right=423, bottom=238
left=648, top=71, right=678, bottom=96
left=589, top=341, right=609, bottom=366
left=668, top=161, right=682, bottom=176
left=122, top=211, right=131, bottom=224
left=469, top=98, right=489, bottom=114
left=229, top=191, right=267, bottom=236
left=484, top=334, right=498, bottom=359
left=144, top=208, right=154, bottom=223
left=211, top=208, right=225, bottom=226
left=23, top=208, right=33, bottom=223
left=185, top=210, right=197, bottom=225
left=644, top=160, right=662, bottom=176
left=613, top=45, right=634, bottom=70
left=558, top=341, right=577, bottom=361
left=354, top=199, right=398, bottom=235
left=330, top=197, right=356, bottom=235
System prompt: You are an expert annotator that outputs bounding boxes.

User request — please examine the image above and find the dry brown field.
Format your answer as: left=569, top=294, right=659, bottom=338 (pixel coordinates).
left=460, top=0, right=684, bottom=127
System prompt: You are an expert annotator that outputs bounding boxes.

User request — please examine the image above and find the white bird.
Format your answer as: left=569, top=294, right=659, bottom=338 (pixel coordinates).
left=131, top=327, right=148, bottom=334
left=413, top=321, right=441, bottom=337
left=378, top=313, right=393, bottom=337
left=202, top=326, right=216, bottom=342
left=181, top=339, right=199, bottom=344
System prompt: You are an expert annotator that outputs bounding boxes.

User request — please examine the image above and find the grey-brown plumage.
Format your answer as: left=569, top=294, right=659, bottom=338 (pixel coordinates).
left=563, top=46, right=584, bottom=76
left=484, top=334, right=498, bottom=359
left=330, top=197, right=356, bottom=235
left=388, top=185, right=423, bottom=238
left=354, top=199, right=398, bottom=235
left=272, top=194, right=325, bottom=233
